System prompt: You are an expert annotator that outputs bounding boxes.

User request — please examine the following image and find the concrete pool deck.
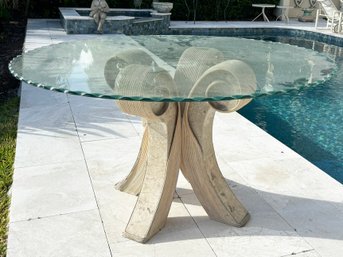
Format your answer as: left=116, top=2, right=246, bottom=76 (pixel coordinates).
left=6, top=19, right=343, bottom=257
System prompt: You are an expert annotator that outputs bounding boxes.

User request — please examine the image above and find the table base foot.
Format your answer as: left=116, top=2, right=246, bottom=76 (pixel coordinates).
left=115, top=129, right=148, bottom=196
left=117, top=101, right=181, bottom=243
left=116, top=101, right=250, bottom=243
left=181, top=102, right=250, bottom=226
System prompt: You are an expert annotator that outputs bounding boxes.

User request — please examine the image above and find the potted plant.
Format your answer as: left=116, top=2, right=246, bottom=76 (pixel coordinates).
left=152, top=0, right=173, bottom=13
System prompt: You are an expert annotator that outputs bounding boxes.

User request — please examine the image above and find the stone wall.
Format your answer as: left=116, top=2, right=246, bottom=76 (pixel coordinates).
left=59, top=7, right=171, bottom=34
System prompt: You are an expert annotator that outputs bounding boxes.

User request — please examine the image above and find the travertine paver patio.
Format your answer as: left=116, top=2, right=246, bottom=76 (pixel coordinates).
left=6, top=19, right=343, bottom=257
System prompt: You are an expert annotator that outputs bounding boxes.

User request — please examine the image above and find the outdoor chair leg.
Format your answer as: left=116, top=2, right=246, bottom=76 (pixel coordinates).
left=315, top=9, right=320, bottom=29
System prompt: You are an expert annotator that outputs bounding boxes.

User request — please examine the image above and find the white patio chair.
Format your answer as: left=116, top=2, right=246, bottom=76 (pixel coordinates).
left=315, top=0, right=343, bottom=32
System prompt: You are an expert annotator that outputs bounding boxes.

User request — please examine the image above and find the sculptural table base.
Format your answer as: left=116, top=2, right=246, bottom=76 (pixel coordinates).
left=115, top=100, right=250, bottom=243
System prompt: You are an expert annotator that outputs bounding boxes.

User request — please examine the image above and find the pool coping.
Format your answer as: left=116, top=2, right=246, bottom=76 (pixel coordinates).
left=168, top=26, right=343, bottom=47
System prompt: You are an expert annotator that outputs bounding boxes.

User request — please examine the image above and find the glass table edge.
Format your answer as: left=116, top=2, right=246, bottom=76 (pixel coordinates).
left=8, top=49, right=338, bottom=103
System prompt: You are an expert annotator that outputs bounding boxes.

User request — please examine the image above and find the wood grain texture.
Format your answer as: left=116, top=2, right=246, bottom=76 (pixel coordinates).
left=110, top=47, right=257, bottom=243
left=115, top=124, right=148, bottom=196
left=117, top=101, right=181, bottom=243
left=181, top=102, right=249, bottom=226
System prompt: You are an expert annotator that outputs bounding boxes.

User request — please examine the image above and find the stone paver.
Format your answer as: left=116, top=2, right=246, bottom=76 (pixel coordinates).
left=7, top=210, right=111, bottom=257
left=7, top=19, right=343, bottom=257
left=10, top=160, right=97, bottom=222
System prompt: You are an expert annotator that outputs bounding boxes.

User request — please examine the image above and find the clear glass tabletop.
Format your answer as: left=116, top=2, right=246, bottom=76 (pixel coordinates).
left=9, top=35, right=336, bottom=102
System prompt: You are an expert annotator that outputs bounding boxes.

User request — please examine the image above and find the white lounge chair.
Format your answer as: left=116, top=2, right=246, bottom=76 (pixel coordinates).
left=315, top=0, right=343, bottom=32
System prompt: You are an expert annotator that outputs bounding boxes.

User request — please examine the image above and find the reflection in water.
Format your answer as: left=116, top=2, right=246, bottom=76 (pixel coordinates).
left=68, top=44, right=94, bottom=92
left=307, top=59, right=315, bottom=84
left=78, top=45, right=94, bottom=69
left=264, top=50, right=274, bottom=92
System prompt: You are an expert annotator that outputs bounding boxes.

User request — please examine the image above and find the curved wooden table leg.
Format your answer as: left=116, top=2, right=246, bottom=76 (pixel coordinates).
left=179, top=59, right=256, bottom=227
left=116, top=101, right=181, bottom=243
left=115, top=124, right=148, bottom=196
left=111, top=56, right=256, bottom=243
left=181, top=102, right=250, bottom=226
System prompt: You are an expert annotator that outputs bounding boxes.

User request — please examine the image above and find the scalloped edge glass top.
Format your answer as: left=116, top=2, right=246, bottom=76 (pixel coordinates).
left=9, top=35, right=337, bottom=102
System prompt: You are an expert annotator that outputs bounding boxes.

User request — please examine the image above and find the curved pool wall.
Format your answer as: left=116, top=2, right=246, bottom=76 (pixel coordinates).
left=169, top=27, right=343, bottom=47
left=239, top=36, right=343, bottom=184
left=167, top=27, right=343, bottom=183
left=237, top=35, right=343, bottom=184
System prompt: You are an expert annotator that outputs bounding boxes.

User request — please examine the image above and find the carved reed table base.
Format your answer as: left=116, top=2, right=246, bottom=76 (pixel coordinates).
left=115, top=100, right=250, bottom=243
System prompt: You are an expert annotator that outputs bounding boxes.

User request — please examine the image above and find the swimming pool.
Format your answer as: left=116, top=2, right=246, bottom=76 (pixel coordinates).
left=239, top=36, right=343, bottom=184
left=133, top=34, right=343, bottom=184
left=130, top=33, right=342, bottom=183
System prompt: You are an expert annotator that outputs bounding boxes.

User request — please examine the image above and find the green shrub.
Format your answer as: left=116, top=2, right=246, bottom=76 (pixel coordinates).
left=0, top=0, right=11, bottom=19
left=0, top=96, right=19, bottom=257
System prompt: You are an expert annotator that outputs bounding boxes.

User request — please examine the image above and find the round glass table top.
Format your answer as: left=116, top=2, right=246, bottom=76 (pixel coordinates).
left=9, top=35, right=336, bottom=102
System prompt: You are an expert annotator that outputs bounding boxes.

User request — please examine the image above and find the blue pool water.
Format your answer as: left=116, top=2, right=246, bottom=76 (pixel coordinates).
left=239, top=36, right=343, bottom=183
left=133, top=34, right=342, bottom=183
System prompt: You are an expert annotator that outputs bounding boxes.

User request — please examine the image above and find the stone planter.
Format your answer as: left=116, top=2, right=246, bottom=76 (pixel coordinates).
left=298, top=8, right=314, bottom=22
left=152, top=2, right=173, bottom=13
